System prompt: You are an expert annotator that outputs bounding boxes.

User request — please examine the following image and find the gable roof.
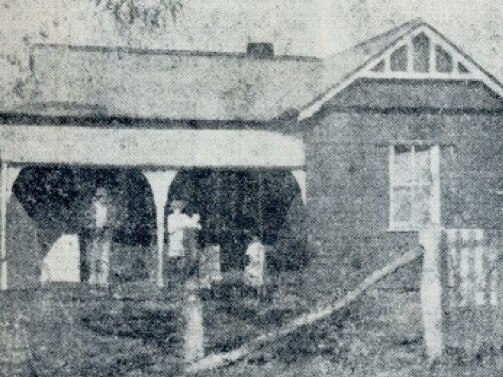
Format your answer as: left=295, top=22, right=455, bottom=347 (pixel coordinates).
left=321, top=19, right=423, bottom=88
left=299, top=18, right=503, bottom=120
left=16, top=19, right=503, bottom=123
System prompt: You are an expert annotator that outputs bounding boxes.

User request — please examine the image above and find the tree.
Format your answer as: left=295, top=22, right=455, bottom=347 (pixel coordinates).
left=93, top=0, right=183, bottom=27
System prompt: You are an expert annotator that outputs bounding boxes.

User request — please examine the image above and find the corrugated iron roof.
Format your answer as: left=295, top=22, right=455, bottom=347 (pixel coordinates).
left=28, top=43, right=323, bottom=121
left=17, top=18, right=503, bottom=122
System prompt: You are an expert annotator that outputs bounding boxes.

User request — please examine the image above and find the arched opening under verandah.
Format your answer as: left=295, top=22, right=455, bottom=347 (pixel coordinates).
left=10, top=165, right=156, bottom=287
left=167, top=169, right=309, bottom=275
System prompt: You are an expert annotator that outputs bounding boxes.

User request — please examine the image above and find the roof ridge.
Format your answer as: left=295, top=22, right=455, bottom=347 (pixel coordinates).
left=352, top=18, right=423, bottom=49
left=30, top=43, right=321, bottom=62
left=327, top=18, right=424, bottom=59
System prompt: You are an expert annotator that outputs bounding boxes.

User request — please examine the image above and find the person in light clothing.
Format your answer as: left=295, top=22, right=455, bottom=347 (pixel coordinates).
left=167, top=200, right=201, bottom=280
left=243, top=234, right=266, bottom=297
left=167, top=200, right=194, bottom=258
left=87, top=187, right=117, bottom=287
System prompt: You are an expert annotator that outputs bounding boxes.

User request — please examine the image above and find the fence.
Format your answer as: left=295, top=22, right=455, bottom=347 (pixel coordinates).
left=0, top=314, right=30, bottom=375
left=419, top=227, right=503, bottom=361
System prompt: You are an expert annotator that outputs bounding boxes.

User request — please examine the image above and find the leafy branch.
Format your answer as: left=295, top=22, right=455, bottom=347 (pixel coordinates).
left=93, top=0, right=183, bottom=27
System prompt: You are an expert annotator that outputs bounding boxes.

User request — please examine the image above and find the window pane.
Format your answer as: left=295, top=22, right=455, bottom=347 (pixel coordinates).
left=372, top=60, right=385, bottom=72
left=415, top=185, right=432, bottom=226
left=390, top=46, right=407, bottom=71
left=436, top=45, right=453, bottom=73
left=415, top=146, right=431, bottom=182
left=412, top=33, right=430, bottom=73
left=392, top=187, right=413, bottom=223
left=393, top=145, right=413, bottom=183
left=458, top=62, right=469, bottom=74
left=390, top=45, right=408, bottom=71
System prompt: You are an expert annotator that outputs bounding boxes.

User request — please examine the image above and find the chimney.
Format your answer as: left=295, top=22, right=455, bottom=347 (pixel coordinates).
left=246, top=42, right=274, bottom=58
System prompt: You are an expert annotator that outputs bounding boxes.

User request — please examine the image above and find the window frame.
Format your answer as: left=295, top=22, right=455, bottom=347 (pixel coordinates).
left=388, top=144, right=440, bottom=232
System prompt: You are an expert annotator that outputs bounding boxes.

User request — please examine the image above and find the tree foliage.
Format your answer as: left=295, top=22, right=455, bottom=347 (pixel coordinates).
left=93, top=0, right=183, bottom=27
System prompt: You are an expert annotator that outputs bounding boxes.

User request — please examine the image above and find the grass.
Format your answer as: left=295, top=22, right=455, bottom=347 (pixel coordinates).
left=3, top=267, right=503, bottom=377
left=0, top=285, right=181, bottom=377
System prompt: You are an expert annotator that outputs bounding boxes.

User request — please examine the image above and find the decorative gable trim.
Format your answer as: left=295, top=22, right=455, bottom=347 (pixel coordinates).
left=362, top=26, right=484, bottom=82
left=299, top=22, right=503, bottom=121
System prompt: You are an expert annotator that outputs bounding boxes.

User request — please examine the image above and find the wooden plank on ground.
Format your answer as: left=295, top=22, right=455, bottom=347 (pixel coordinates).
left=186, top=247, right=423, bottom=374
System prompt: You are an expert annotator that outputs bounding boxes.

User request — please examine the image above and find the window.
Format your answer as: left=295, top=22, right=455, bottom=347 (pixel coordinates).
left=412, top=33, right=430, bottom=73
left=435, top=45, right=453, bottom=73
left=390, top=45, right=407, bottom=72
left=389, top=144, right=440, bottom=231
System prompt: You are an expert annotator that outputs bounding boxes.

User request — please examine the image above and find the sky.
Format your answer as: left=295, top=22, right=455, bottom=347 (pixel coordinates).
left=0, top=0, right=503, bottom=106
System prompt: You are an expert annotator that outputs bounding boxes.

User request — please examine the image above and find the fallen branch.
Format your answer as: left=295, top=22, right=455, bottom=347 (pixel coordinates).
left=186, top=247, right=423, bottom=374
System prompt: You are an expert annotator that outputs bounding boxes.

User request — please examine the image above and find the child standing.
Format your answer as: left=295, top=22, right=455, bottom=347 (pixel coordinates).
left=243, top=235, right=266, bottom=298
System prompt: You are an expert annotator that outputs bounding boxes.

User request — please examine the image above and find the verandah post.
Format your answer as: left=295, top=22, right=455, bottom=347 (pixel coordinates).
left=0, top=161, right=7, bottom=291
left=0, top=162, right=20, bottom=291
left=291, top=169, right=307, bottom=205
left=419, top=224, right=445, bottom=362
left=143, top=169, right=178, bottom=288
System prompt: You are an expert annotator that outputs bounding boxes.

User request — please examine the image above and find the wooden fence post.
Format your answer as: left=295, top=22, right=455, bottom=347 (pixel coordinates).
left=183, top=279, right=205, bottom=364
left=419, top=225, right=444, bottom=363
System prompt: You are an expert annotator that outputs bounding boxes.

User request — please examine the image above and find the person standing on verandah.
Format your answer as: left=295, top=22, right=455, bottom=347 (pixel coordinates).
left=167, top=200, right=201, bottom=281
left=86, top=187, right=118, bottom=287
left=243, top=234, right=267, bottom=298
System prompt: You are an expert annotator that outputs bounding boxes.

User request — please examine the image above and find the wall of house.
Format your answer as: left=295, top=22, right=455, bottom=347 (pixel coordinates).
left=328, top=78, right=503, bottom=112
left=304, top=109, right=503, bottom=294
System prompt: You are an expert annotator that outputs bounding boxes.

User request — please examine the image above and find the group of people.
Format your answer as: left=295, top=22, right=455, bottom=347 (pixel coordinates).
left=86, top=189, right=268, bottom=297
left=167, top=199, right=267, bottom=297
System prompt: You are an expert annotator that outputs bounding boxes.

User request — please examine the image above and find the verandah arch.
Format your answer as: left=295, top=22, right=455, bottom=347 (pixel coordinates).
left=9, top=165, right=156, bottom=286
left=167, top=169, right=309, bottom=271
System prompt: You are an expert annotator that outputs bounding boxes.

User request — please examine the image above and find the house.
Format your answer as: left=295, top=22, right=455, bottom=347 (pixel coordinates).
left=1, top=19, right=502, bottom=290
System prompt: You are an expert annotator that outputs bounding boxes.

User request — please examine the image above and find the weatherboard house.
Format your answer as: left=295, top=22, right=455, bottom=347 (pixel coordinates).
left=1, top=19, right=503, bottom=289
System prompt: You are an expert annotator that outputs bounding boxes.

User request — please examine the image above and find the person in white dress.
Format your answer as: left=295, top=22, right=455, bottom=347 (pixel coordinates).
left=167, top=200, right=193, bottom=258
left=243, top=234, right=266, bottom=297
left=167, top=200, right=201, bottom=280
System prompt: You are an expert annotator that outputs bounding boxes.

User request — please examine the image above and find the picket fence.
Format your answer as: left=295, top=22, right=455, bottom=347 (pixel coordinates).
left=420, top=227, right=503, bottom=360
left=443, top=229, right=503, bottom=308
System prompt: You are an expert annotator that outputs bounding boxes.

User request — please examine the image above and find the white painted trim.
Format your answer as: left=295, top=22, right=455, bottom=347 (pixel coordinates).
left=299, top=71, right=363, bottom=120
left=291, top=169, right=307, bottom=204
left=363, top=71, right=476, bottom=81
left=383, top=53, right=391, bottom=73
left=298, top=23, right=503, bottom=121
left=388, top=144, right=441, bottom=232
left=143, top=169, right=179, bottom=288
left=0, top=162, right=7, bottom=291
left=430, top=145, right=441, bottom=226
left=388, top=146, right=395, bottom=231
left=0, top=126, right=305, bottom=169
left=430, top=42, right=439, bottom=74
left=362, top=29, right=481, bottom=81
left=4, top=166, right=21, bottom=203
left=406, top=39, right=414, bottom=72
left=0, top=163, right=21, bottom=291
